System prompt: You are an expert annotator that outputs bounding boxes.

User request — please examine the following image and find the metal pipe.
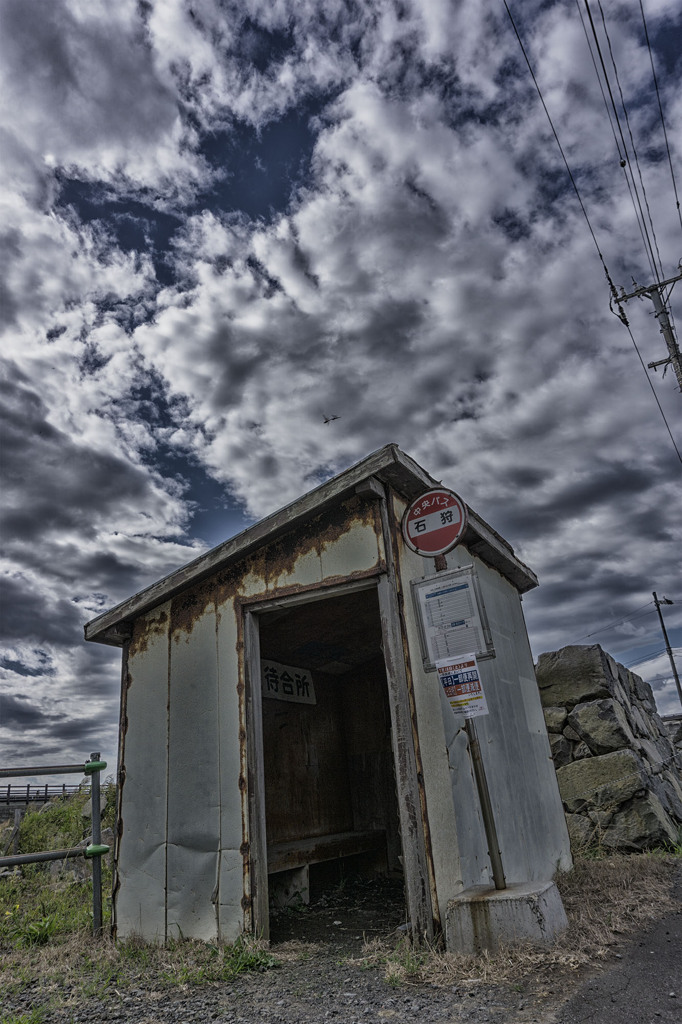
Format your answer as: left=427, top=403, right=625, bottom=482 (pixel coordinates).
left=464, top=719, right=507, bottom=890
left=0, top=847, right=84, bottom=868
left=0, top=755, right=108, bottom=936
left=0, top=764, right=86, bottom=778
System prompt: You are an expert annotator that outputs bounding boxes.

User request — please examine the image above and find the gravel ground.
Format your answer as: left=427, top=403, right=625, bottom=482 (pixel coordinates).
left=4, top=872, right=680, bottom=1024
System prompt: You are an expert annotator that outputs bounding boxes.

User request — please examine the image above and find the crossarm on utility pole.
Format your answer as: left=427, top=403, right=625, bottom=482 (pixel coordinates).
left=619, top=271, right=682, bottom=393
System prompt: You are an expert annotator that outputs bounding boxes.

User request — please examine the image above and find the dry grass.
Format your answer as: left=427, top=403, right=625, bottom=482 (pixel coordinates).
left=355, top=852, right=679, bottom=988
left=0, top=851, right=678, bottom=1013
left=0, top=930, right=278, bottom=1011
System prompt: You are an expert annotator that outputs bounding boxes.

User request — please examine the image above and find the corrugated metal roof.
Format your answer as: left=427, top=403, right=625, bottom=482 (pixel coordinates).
left=84, top=444, right=537, bottom=646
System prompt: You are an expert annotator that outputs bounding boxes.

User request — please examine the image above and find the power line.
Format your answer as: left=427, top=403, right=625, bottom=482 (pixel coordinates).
left=502, top=1, right=619, bottom=298
left=570, top=600, right=654, bottom=642
left=582, top=0, right=662, bottom=286
left=575, top=1, right=660, bottom=278
left=505, top=1, right=682, bottom=461
left=597, top=0, right=666, bottom=285
left=638, top=0, right=682, bottom=239
left=625, top=647, right=681, bottom=669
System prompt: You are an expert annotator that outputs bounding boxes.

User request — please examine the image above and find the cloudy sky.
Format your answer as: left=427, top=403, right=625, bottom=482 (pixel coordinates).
left=1, top=0, right=681, bottom=783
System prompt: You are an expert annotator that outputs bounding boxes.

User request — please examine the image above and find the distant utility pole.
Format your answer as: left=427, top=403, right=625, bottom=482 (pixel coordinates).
left=619, top=270, right=682, bottom=393
left=653, top=591, right=682, bottom=710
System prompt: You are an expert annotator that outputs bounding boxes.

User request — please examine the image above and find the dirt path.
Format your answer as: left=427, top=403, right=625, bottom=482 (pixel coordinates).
left=5, top=871, right=681, bottom=1023
left=547, top=872, right=682, bottom=1024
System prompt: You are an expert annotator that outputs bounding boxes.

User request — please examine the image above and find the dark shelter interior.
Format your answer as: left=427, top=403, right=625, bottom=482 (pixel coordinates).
left=258, top=588, right=406, bottom=941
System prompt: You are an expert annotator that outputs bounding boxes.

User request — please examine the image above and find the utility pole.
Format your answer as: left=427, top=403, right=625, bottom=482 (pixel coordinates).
left=653, top=592, right=682, bottom=709
left=619, top=270, right=682, bottom=393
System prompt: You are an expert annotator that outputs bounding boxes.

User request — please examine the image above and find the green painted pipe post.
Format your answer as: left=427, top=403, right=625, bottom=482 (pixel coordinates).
left=84, top=753, right=107, bottom=936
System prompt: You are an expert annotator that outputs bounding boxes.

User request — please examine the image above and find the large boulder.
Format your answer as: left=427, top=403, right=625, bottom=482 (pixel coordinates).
left=537, top=644, right=682, bottom=852
left=555, top=749, right=648, bottom=813
left=567, top=699, right=636, bottom=755
left=543, top=706, right=568, bottom=733
left=549, top=733, right=573, bottom=769
left=564, top=812, right=596, bottom=850
left=535, top=646, right=614, bottom=708
left=602, top=793, right=678, bottom=851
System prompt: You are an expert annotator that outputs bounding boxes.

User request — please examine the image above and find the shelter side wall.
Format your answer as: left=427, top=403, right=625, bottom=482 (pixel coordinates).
left=395, top=525, right=571, bottom=919
left=116, top=495, right=385, bottom=943
left=392, top=522, right=477, bottom=922
left=166, top=590, right=221, bottom=941
left=469, top=563, right=572, bottom=879
left=116, top=603, right=170, bottom=942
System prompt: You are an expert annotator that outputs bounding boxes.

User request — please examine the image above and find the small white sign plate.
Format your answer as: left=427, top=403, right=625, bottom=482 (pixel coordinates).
left=261, top=659, right=317, bottom=704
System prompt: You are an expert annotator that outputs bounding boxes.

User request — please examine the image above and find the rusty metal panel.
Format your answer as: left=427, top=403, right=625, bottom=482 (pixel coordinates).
left=243, top=608, right=268, bottom=938
left=115, top=603, right=170, bottom=941
left=166, top=591, right=221, bottom=941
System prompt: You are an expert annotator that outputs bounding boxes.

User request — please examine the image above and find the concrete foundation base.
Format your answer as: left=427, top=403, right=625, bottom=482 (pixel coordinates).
left=445, top=880, right=568, bottom=953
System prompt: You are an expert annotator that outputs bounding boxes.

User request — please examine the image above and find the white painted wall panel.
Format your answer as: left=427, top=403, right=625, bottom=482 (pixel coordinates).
left=116, top=602, right=170, bottom=941
left=166, top=600, right=221, bottom=940
left=217, top=849, right=245, bottom=943
left=320, top=519, right=381, bottom=579
left=215, top=596, right=247, bottom=939
left=472, top=562, right=572, bottom=880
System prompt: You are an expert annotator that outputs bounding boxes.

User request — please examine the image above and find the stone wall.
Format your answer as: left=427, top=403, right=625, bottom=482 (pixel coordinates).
left=535, top=645, right=682, bottom=851
left=663, top=714, right=682, bottom=758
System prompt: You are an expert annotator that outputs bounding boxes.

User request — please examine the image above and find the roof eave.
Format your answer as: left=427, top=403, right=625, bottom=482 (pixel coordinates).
left=84, top=444, right=537, bottom=646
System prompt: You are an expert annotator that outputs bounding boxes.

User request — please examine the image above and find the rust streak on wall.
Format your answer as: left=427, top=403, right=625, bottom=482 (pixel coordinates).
left=111, top=637, right=130, bottom=941
left=128, top=610, right=168, bottom=659
left=170, top=580, right=216, bottom=638
left=235, top=599, right=252, bottom=934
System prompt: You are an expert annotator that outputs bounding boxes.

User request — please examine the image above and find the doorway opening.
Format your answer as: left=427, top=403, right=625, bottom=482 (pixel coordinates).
left=254, top=585, right=406, bottom=944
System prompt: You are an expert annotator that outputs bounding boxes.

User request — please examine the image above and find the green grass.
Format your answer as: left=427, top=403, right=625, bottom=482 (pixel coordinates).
left=1, top=1010, right=48, bottom=1024
left=161, top=936, right=280, bottom=985
left=1, top=785, right=116, bottom=947
left=0, top=788, right=280, bottom=1016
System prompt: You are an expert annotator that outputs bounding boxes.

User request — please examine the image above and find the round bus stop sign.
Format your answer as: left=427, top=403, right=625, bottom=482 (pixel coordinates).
left=402, top=488, right=468, bottom=556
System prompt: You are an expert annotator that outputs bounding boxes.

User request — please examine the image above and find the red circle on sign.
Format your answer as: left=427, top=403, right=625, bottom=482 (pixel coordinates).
left=401, top=488, right=468, bottom=556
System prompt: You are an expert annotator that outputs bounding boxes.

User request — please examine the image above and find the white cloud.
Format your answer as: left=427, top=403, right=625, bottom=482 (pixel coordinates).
left=1, top=0, right=680, bottom=774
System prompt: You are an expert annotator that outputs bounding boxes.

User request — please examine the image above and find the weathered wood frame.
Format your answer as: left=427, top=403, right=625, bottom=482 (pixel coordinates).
left=243, top=563, right=435, bottom=941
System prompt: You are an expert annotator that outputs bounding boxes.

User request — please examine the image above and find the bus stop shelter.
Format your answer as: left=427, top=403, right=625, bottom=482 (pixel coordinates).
left=85, top=444, right=571, bottom=949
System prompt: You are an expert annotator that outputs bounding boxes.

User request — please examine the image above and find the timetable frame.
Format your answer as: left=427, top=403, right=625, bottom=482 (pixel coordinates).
left=410, top=565, right=496, bottom=672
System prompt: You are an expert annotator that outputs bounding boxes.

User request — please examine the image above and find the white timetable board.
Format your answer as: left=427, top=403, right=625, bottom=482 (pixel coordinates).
left=411, top=566, right=494, bottom=670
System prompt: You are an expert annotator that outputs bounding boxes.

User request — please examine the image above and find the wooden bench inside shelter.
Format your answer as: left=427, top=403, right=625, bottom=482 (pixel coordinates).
left=267, top=829, right=387, bottom=906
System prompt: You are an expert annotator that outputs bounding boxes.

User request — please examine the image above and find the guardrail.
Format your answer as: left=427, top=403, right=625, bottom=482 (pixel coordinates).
left=0, top=753, right=110, bottom=935
left=2, top=783, right=86, bottom=808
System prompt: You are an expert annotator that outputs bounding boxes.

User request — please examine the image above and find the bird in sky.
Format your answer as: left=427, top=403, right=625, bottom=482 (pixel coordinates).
left=323, top=414, right=340, bottom=424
